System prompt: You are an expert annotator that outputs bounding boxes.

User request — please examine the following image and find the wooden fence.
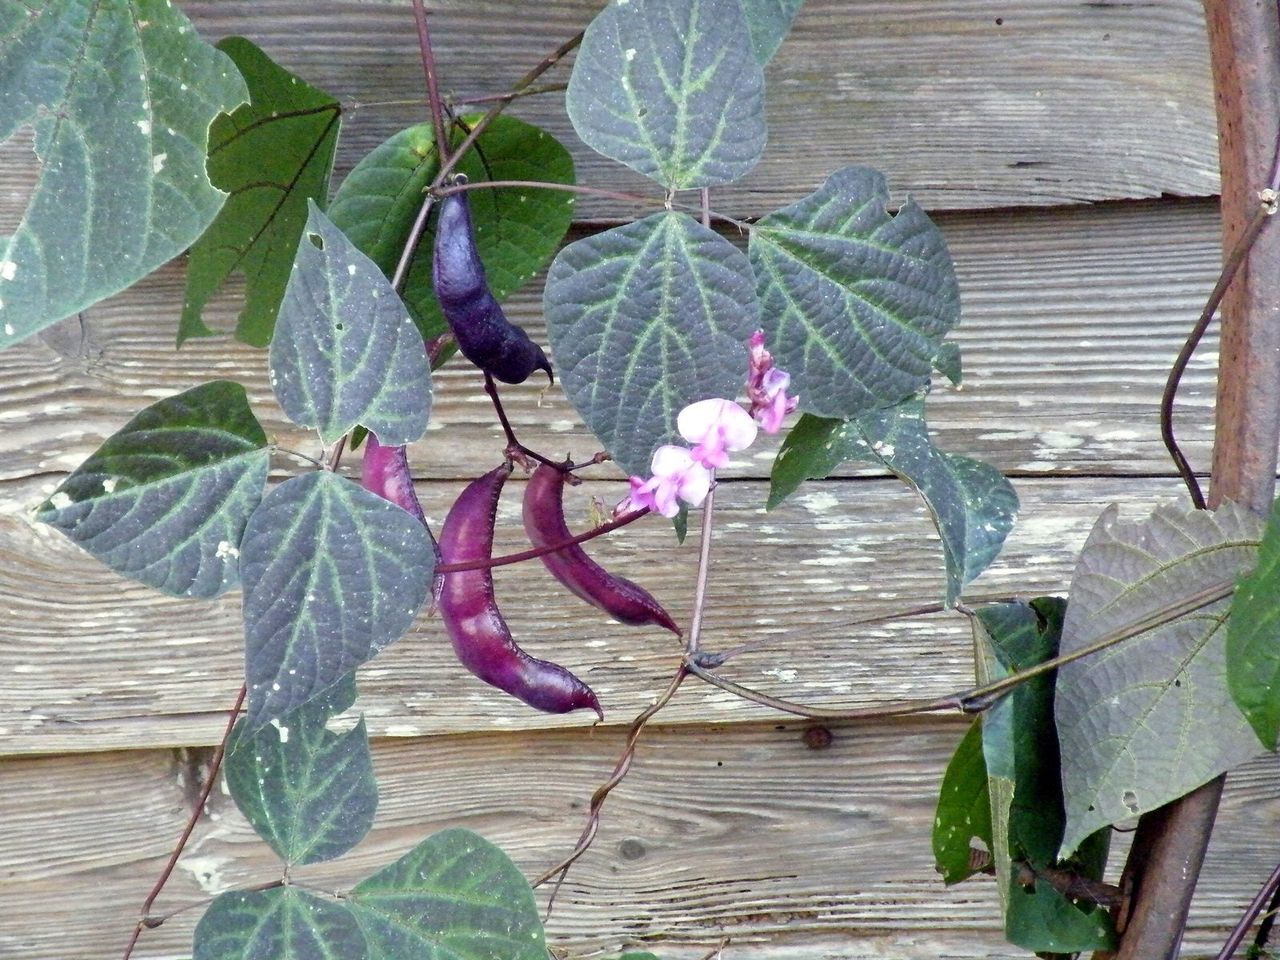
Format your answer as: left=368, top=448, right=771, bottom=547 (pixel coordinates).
left=2, top=2, right=1275, bottom=958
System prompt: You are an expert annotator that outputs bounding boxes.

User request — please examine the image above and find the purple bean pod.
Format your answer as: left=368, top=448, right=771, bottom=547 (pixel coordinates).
left=438, top=463, right=602, bottom=717
left=432, top=185, right=554, bottom=385
left=523, top=463, right=682, bottom=635
left=360, top=433, right=443, bottom=607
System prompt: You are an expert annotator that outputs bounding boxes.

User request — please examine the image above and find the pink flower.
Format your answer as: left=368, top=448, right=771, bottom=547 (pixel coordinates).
left=627, top=445, right=712, bottom=518
left=746, top=330, right=799, bottom=433
left=677, top=398, right=758, bottom=468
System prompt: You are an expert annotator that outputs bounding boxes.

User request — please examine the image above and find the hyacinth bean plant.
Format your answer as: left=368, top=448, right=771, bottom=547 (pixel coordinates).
left=4, top=1, right=1280, bottom=959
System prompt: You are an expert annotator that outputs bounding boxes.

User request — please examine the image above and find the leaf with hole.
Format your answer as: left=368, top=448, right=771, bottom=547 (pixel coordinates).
left=240, top=470, right=435, bottom=732
left=225, top=673, right=376, bottom=866
left=739, top=0, right=804, bottom=63
left=269, top=203, right=430, bottom=446
left=180, top=36, right=341, bottom=348
left=36, top=380, right=268, bottom=598
left=0, top=0, right=247, bottom=350
left=567, top=0, right=766, bottom=189
left=769, top=398, right=1016, bottom=605
left=750, top=166, right=961, bottom=419
left=194, top=886, right=366, bottom=960
left=932, top=719, right=993, bottom=885
left=348, top=828, right=546, bottom=960
left=1055, top=501, right=1265, bottom=856
left=1227, top=496, right=1280, bottom=748
left=544, top=211, right=759, bottom=477
left=329, top=115, right=575, bottom=351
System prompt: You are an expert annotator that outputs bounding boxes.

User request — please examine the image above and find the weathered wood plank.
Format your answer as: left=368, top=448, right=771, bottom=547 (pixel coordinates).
left=0, top=475, right=1207, bottom=756
left=0, top=199, right=1225, bottom=485
left=1, top=724, right=1274, bottom=959
left=0, top=1, right=1215, bottom=229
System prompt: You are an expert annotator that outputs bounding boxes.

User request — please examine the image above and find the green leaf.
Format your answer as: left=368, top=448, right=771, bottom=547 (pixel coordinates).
left=739, top=0, right=804, bottom=63
left=1055, top=501, right=1265, bottom=856
left=0, top=0, right=247, bottom=350
left=328, top=115, right=576, bottom=346
left=750, top=166, right=961, bottom=419
left=933, top=341, right=963, bottom=386
left=1227, top=497, right=1280, bottom=748
left=566, top=0, right=766, bottom=189
left=180, top=36, right=341, bottom=348
left=932, top=719, right=993, bottom=885
left=269, top=203, right=430, bottom=446
left=348, top=828, right=545, bottom=960
left=769, top=399, right=1017, bottom=606
left=1003, top=877, right=1116, bottom=956
left=974, top=599, right=1116, bottom=954
left=225, top=673, right=376, bottom=866
left=240, top=471, right=435, bottom=732
left=544, top=211, right=759, bottom=477
left=194, top=886, right=366, bottom=960
left=36, top=381, right=267, bottom=598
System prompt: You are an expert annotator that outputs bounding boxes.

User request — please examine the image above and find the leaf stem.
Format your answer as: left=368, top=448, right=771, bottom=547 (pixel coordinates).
left=449, top=81, right=569, bottom=106
left=121, top=685, right=246, bottom=960
left=410, top=0, right=451, bottom=168
left=1214, top=856, right=1280, bottom=960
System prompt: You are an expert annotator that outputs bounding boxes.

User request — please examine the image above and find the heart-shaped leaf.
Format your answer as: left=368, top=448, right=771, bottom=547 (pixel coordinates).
left=180, top=36, right=341, bottom=348
left=36, top=380, right=268, bottom=598
left=567, top=0, right=766, bottom=189
left=740, top=0, right=804, bottom=63
left=194, top=887, right=366, bottom=960
left=1055, top=501, right=1265, bottom=856
left=240, top=470, right=434, bottom=732
left=226, top=673, right=376, bottom=866
left=769, top=398, right=1017, bottom=605
left=269, top=203, right=430, bottom=446
left=1227, top=497, right=1280, bottom=748
left=329, top=115, right=575, bottom=347
left=349, top=828, right=545, bottom=960
left=544, top=211, right=759, bottom=477
left=0, top=0, right=247, bottom=350
left=750, top=166, right=961, bottom=419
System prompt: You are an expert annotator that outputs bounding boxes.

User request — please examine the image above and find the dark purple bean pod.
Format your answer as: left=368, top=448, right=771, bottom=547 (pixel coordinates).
left=360, top=433, right=443, bottom=606
left=523, top=463, right=682, bottom=636
left=438, top=463, right=602, bottom=717
left=432, top=184, right=554, bottom=385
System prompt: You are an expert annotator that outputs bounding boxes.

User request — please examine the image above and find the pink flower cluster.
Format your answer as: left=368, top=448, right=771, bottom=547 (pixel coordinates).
left=746, top=330, right=799, bottom=433
left=624, top=332, right=799, bottom=518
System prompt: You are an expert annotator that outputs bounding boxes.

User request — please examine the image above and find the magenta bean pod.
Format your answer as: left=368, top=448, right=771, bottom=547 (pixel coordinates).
left=360, top=433, right=443, bottom=606
left=433, top=185, right=554, bottom=385
left=438, top=463, right=602, bottom=717
left=522, top=463, right=681, bottom=635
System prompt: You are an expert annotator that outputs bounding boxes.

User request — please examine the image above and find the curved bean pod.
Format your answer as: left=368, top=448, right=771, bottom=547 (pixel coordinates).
left=523, top=463, right=681, bottom=635
left=439, top=463, right=602, bottom=717
left=433, top=187, right=554, bottom=385
left=360, top=433, right=443, bottom=605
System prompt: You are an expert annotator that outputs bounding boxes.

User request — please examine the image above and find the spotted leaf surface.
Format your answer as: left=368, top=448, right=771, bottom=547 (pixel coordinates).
left=269, top=203, right=430, bottom=445
left=0, top=0, right=247, bottom=349
left=567, top=0, right=766, bottom=189
left=240, top=471, right=434, bottom=732
left=36, top=380, right=268, bottom=598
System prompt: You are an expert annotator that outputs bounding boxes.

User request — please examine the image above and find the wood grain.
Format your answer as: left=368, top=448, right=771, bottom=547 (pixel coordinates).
left=0, top=0, right=1218, bottom=228
left=1, top=723, right=1275, bottom=959
left=0, top=199, right=1226, bottom=486
left=0, top=474, right=1205, bottom=756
